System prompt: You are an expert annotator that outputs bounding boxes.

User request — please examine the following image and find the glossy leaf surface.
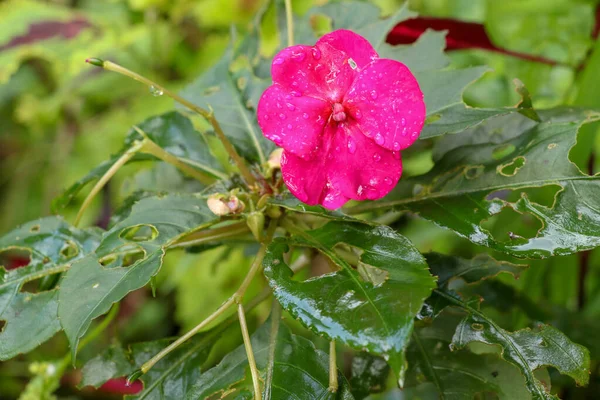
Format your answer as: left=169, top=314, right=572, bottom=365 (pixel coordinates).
left=360, top=111, right=600, bottom=258
left=263, top=221, right=435, bottom=378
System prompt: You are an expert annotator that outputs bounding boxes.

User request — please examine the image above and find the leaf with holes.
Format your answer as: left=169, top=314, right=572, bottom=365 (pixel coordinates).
left=58, top=194, right=220, bottom=359
left=186, top=317, right=354, bottom=399
left=0, top=217, right=100, bottom=360
left=407, top=311, right=552, bottom=399
left=263, top=221, right=436, bottom=381
left=53, top=111, right=224, bottom=211
left=352, top=110, right=600, bottom=258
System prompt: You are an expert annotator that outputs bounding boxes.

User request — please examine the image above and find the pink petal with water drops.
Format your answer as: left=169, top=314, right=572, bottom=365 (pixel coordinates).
left=271, top=43, right=356, bottom=103
left=345, top=58, right=425, bottom=152
left=316, top=29, right=379, bottom=70
left=257, top=84, right=331, bottom=159
left=280, top=123, right=402, bottom=209
left=327, top=123, right=402, bottom=203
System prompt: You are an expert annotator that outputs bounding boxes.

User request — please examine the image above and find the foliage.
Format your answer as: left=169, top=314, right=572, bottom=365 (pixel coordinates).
left=1, top=0, right=599, bottom=399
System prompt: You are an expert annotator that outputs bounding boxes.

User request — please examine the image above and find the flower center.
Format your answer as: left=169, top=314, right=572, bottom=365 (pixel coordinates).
left=331, top=102, right=346, bottom=122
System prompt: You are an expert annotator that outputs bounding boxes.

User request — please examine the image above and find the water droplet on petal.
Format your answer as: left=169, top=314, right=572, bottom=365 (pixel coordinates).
left=366, top=187, right=380, bottom=200
left=370, top=90, right=378, bottom=99
left=291, top=90, right=302, bottom=97
left=384, top=177, right=393, bottom=185
left=273, top=58, right=284, bottom=65
left=354, top=109, right=362, bottom=119
left=286, top=103, right=295, bottom=111
left=287, top=124, right=293, bottom=130
left=374, top=133, right=384, bottom=145
left=393, top=151, right=400, bottom=160
left=401, top=117, right=406, bottom=127
left=271, top=135, right=282, bottom=145
left=302, top=113, right=309, bottom=119
left=276, top=102, right=283, bottom=109
left=279, top=113, right=286, bottom=120
left=378, top=72, right=383, bottom=79
left=292, top=51, right=306, bottom=62
left=393, top=142, right=400, bottom=150
left=312, top=48, right=321, bottom=60
left=347, top=137, right=356, bottom=154
left=373, top=153, right=381, bottom=162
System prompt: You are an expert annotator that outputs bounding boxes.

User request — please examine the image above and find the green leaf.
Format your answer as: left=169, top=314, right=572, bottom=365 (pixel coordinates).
left=349, top=353, right=390, bottom=399
left=358, top=110, right=600, bottom=258
left=179, top=48, right=274, bottom=165
left=436, top=290, right=590, bottom=400
left=186, top=317, right=354, bottom=399
left=0, top=217, right=99, bottom=360
left=263, top=221, right=436, bottom=380
left=53, top=111, right=224, bottom=211
left=58, top=194, right=220, bottom=359
left=81, top=337, right=212, bottom=399
left=485, top=0, right=594, bottom=66
left=379, top=29, right=449, bottom=73
left=407, top=311, right=551, bottom=400
left=268, top=194, right=359, bottom=222
left=426, top=252, right=527, bottom=288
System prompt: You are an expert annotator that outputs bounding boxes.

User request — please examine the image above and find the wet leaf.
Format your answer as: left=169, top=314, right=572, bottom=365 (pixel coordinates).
left=0, top=217, right=99, bottom=360
left=263, top=221, right=436, bottom=379
left=53, top=112, right=224, bottom=211
left=349, top=353, right=390, bottom=399
left=407, top=311, right=552, bottom=400
left=358, top=110, right=600, bottom=258
left=186, top=317, right=353, bottom=399
left=268, top=194, right=359, bottom=222
left=58, top=194, right=220, bottom=360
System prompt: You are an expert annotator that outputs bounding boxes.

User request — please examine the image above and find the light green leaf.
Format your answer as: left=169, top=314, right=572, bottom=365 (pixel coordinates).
left=263, top=221, right=436, bottom=380
left=0, top=217, right=99, bottom=360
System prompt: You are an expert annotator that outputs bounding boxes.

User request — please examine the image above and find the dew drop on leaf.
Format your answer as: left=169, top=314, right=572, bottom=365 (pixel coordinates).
left=149, top=85, right=163, bottom=97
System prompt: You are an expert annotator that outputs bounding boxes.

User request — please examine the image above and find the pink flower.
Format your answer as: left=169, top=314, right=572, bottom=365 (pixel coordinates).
left=257, top=29, right=425, bottom=209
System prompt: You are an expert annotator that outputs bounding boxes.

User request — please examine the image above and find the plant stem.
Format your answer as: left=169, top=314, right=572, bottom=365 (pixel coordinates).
left=74, top=141, right=143, bottom=227
left=133, top=126, right=217, bottom=184
left=284, top=0, right=294, bottom=46
left=140, top=217, right=279, bottom=375
left=238, top=303, right=262, bottom=399
left=92, top=59, right=257, bottom=186
left=264, top=301, right=282, bottom=400
left=328, top=341, right=338, bottom=392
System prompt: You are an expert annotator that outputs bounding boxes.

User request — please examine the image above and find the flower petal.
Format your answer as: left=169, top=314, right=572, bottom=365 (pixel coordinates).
left=271, top=43, right=356, bottom=103
left=280, top=123, right=402, bottom=209
left=316, top=29, right=378, bottom=69
left=257, top=84, right=331, bottom=159
left=345, top=59, right=425, bottom=151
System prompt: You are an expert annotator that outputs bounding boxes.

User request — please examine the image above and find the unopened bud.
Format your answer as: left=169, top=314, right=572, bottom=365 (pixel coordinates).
left=207, top=194, right=245, bottom=216
left=267, top=148, right=283, bottom=169
left=85, top=57, right=104, bottom=67
left=266, top=205, right=282, bottom=219
left=246, top=212, right=265, bottom=241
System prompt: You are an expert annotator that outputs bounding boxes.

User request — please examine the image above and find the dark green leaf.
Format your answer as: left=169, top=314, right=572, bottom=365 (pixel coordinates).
left=268, top=194, right=359, bottom=222
left=53, top=111, right=224, bottom=211
left=58, top=194, right=220, bottom=359
left=435, top=290, right=590, bottom=399
left=179, top=49, right=274, bottom=164
left=186, top=317, right=353, bottom=399
left=349, top=353, right=390, bottom=399
left=81, top=337, right=212, bottom=399
left=407, top=311, right=551, bottom=400
left=263, top=221, right=436, bottom=379
left=359, top=111, right=600, bottom=257
left=0, top=217, right=99, bottom=360
left=425, top=252, right=527, bottom=288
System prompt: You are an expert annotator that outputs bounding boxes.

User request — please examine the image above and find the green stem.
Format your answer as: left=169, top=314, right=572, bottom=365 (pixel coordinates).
left=264, top=301, right=282, bottom=400
left=74, top=141, right=143, bottom=227
left=90, top=59, right=257, bottom=187
left=284, top=0, right=294, bottom=47
left=238, top=303, right=262, bottom=399
left=134, top=126, right=217, bottom=184
left=140, top=218, right=279, bottom=375
left=328, top=341, right=338, bottom=392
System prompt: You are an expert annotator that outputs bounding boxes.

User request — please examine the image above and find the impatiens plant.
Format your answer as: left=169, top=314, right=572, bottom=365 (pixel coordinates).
left=1, top=1, right=599, bottom=399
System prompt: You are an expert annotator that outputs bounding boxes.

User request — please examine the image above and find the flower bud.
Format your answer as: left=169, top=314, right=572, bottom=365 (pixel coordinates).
left=267, top=148, right=283, bottom=170
left=207, top=194, right=245, bottom=216
left=246, top=211, right=265, bottom=241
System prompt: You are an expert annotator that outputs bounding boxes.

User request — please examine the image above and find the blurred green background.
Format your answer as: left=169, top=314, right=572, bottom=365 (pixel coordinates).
left=1, top=0, right=599, bottom=398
